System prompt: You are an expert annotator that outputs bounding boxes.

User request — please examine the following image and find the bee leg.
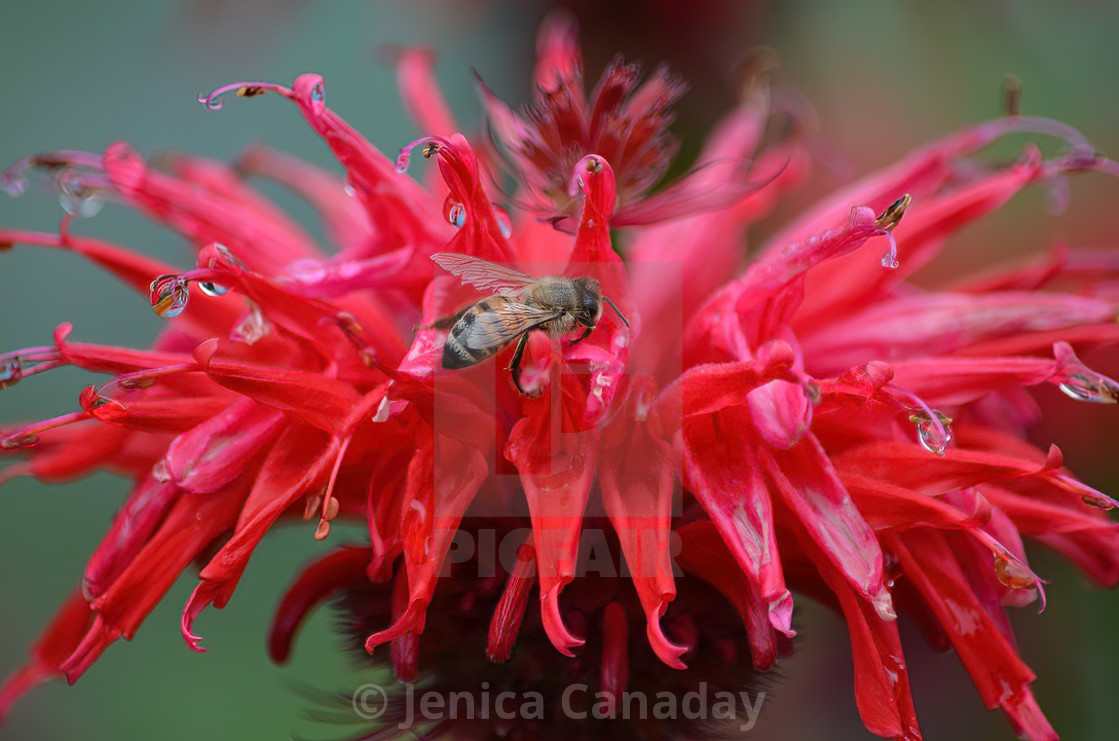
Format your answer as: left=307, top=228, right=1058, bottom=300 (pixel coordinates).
left=569, top=326, right=594, bottom=346
left=603, top=296, right=630, bottom=328
left=508, top=333, right=537, bottom=396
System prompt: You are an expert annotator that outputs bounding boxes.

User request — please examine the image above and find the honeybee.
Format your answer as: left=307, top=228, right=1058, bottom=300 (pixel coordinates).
left=430, top=253, right=629, bottom=394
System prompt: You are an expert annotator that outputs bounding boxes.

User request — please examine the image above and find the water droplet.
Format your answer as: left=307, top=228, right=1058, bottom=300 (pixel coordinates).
left=197, top=281, right=229, bottom=297
left=152, top=459, right=172, bottom=483
left=493, top=204, right=512, bottom=238
left=1081, top=494, right=1115, bottom=511
left=149, top=275, right=190, bottom=318
left=118, top=375, right=157, bottom=390
left=1, top=432, right=39, bottom=449
left=1054, top=363, right=1119, bottom=404
left=209, top=243, right=245, bottom=269
left=59, top=192, right=105, bottom=218
left=343, top=183, right=356, bottom=197
left=994, top=554, right=1035, bottom=590
left=394, top=149, right=412, bottom=174
left=1, top=357, right=23, bottom=389
left=442, top=196, right=467, bottom=228
left=57, top=171, right=104, bottom=218
left=910, top=409, right=953, bottom=456
left=231, top=302, right=269, bottom=344
left=310, top=82, right=325, bottom=103
left=880, top=251, right=899, bottom=269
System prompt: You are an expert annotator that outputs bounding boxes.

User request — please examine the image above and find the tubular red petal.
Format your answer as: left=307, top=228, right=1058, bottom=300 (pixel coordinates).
left=195, top=339, right=362, bottom=433
left=764, top=435, right=894, bottom=620
left=676, top=521, right=781, bottom=670
left=392, top=46, right=457, bottom=138
left=163, top=400, right=284, bottom=494
left=803, top=292, right=1117, bottom=376
left=83, top=476, right=180, bottom=599
left=888, top=531, right=1044, bottom=730
left=183, top=424, right=338, bottom=649
left=810, top=539, right=919, bottom=740
left=506, top=380, right=597, bottom=656
left=60, top=477, right=247, bottom=680
left=681, top=411, right=791, bottom=639
left=268, top=546, right=369, bottom=664
left=487, top=543, right=537, bottom=663
left=366, top=436, right=487, bottom=654
left=599, top=383, right=685, bottom=668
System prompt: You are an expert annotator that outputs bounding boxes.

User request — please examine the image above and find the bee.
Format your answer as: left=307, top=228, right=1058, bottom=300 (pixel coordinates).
left=430, top=253, right=629, bottom=394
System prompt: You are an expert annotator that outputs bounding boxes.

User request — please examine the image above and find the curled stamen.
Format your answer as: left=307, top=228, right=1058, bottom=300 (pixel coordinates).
left=1, top=411, right=89, bottom=449
left=395, top=134, right=459, bottom=174
left=1, top=348, right=63, bottom=389
left=874, top=193, right=910, bottom=269
left=102, top=363, right=199, bottom=393
left=197, top=81, right=292, bottom=111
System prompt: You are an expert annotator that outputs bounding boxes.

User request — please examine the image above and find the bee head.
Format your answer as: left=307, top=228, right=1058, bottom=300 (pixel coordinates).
left=571, top=277, right=603, bottom=327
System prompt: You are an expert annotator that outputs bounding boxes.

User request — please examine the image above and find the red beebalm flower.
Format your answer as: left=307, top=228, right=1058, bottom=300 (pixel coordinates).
left=2, top=15, right=1119, bottom=741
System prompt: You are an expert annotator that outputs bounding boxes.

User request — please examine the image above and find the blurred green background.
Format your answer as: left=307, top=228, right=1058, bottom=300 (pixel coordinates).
left=2, top=1, right=1117, bottom=739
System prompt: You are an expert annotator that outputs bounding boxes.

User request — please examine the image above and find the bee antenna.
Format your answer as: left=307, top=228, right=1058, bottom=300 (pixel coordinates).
left=602, top=296, right=630, bottom=328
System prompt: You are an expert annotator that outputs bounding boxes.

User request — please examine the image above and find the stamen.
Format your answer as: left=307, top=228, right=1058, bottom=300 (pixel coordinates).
left=1, top=348, right=64, bottom=389
left=1, top=411, right=89, bottom=449
left=874, top=193, right=910, bottom=270
left=197, top=81, right=291, bottom=111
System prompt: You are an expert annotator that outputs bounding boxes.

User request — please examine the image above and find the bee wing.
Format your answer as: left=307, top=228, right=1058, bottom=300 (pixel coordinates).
left=431, top=253, right=536, bottom=297
left=458, top=302, right=562, bottom=350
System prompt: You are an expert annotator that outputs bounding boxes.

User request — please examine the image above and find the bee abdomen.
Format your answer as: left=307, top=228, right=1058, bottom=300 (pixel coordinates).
left=443, top=333, right=493, bottom=369
left=442, top=309, right=502, bottom=369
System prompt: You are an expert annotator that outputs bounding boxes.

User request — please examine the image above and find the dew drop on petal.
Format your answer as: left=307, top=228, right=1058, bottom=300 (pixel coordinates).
left=310, top=82, right=325, bottom=104
left=1, top=357, right=23, bottom=389
left=442, top=195, right=467, bottom=228
left=1081, top=495, right=1116, bottom=511
left=493, top=204, right=513, bottom=238
left=210, top=243, right=245, bottom=269
left=394, top=149, right=412, bottom=174
left=880, top=251, right=899, bottom=269
left=1054, top=363, right=1119, bottom=404
left=343, top=183, right=356, bottom=198
left=1, top=432, right=40, bottom=450
left=910, top=409, right=953, bottom=456
left=196, top=281, right=230, bottom=297
left=59, top=192, right=105, bottom=218
left=117, top=374, right=157, bottom=390
left=149, top=275, right=190, bottom=318
left=994, top=553, right=1035, bottom=590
